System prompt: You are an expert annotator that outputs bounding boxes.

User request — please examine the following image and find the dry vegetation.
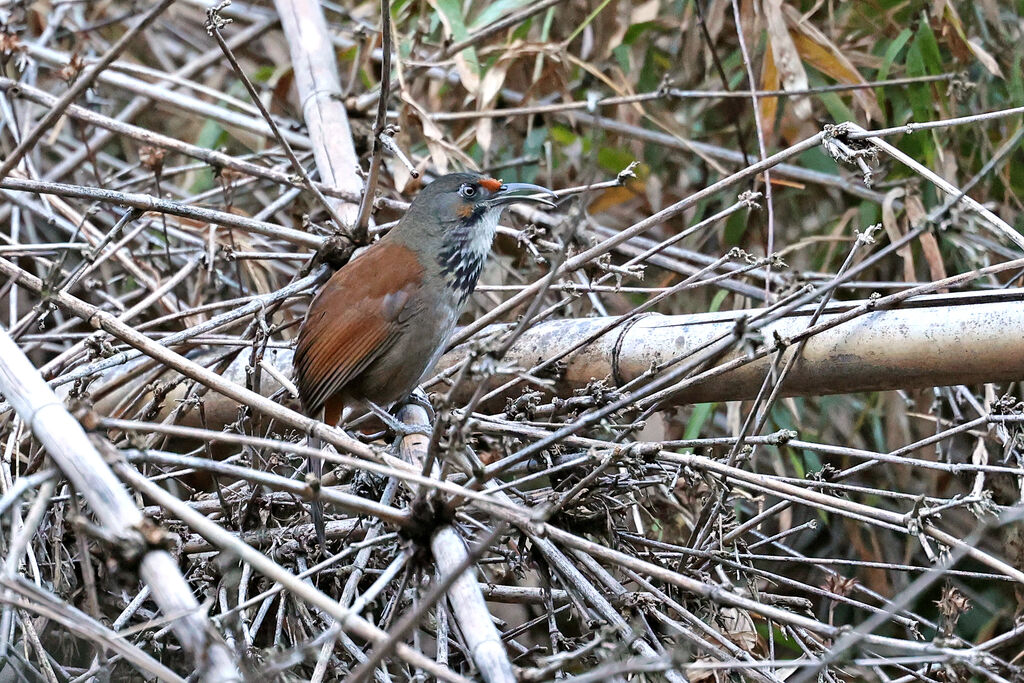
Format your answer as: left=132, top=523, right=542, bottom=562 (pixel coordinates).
left=1, top=0, right=1024, bottom=681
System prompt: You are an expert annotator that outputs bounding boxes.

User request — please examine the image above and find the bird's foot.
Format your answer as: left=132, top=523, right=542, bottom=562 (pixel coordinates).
left=403, top=388, right=436, bottom=421
left=366, top=401, right=432, bottom=439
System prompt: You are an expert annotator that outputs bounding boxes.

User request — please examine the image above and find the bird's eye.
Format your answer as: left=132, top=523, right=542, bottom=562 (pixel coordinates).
left=459, top=184, right=477, bottom=198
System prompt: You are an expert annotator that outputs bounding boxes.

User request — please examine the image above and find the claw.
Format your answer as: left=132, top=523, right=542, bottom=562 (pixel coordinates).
left=405, top=387, right=436, bottom=421
left=367, top=400, right=432, bottom=439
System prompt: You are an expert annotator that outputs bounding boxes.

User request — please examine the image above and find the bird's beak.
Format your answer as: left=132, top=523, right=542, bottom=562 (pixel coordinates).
left=488, top=182, right=558, bottom=208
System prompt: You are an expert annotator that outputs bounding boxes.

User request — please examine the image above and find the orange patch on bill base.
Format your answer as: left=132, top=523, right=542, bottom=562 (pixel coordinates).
left=480, top=177, right=502, bottom=192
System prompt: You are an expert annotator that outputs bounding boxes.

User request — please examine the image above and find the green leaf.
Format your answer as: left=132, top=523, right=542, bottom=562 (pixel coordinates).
left=1010, top=52, right=1024, bottom=105
left=878, top=28, right=913, bottom=81
left=876, top=27, right=913, bottom=116
left=337, top=45, right=358, bottom=62
left=905, top=30, right=933, bottom=124
left=196, top=118, right=225, bottom=151
left=819, top=91, right=855, bottom=125
left=469, top=0, right=533, bottom=31
left=566, top=0, right=614, bottom=44
left=858, top=201, right=880, bottom=229
left=435, top=0, right=469, bottom=40
left=682, top=403, right=715, bottom=441
left=434, top=0, right=481, bottom=83
left=511, top=19, right=531, bottom=41
left=192, top=119, right=226, bottom=193
left=797, top=146, right=841, bottom=175
left=541, top=5, right=555, bottom=39
left=597, top=146, right=635, bottom=174
left=252, top=65, right=275, bottom=83
left=638, top=47, right=662, bottom=94
left=1010, top=131, right=1024, bottom=196
left=623, top=21, right=659, bottom=46
left=549, top=124, right=578, bottom=147
left=612, top=44, right=631, bottom=73
left=708, top=288, right=729, bottom=313
left=914, top=15, right=943, bottom=76
left=724, top=207, right=749, bottom=246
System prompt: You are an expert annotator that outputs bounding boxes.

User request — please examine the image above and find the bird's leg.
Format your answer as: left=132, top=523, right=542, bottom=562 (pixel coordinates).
left=305, top=431, right=326, bottom=547
left=366, top=400, right=432, bottom=438
left=404, top=387, right=436, bottom=423
left=304, top=402, right=342, bottom=548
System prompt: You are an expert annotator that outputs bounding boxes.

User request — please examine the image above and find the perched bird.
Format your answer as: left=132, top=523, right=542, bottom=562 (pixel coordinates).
left=294, top=172, right=556, bottom=541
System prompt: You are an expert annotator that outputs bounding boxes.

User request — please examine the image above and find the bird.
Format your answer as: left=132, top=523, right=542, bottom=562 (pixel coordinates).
left=293, top=172, right=556, bottom=543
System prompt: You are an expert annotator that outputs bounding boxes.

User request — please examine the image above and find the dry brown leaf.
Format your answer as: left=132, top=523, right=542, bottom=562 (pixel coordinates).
left=589, top=0, right=629, bottom=62
left=882, top=187, right=916, bottom=281
left=967, top=38, right=1003, bottom=78
left=819, top=206, right=858, bottom=267
left=919, top=232, right=947, bottom=287
left=738, top=0, right=760, bottom=65
left=476, top=55, right=514, bottom=153
left=423, top=0, right=479, bottom=94
left=588, top=184, right=642, bottom=214
left=782, top=4, right=882, bottom=122
left=972, top=437, right=988, bottom=468
left=632, top=0, right=660, bottom=24
left=904, top=191, right=928, bottom=227
left=978, top=0, right=1003, bottom=31
left=703, top=0, right=730, bottom=42
left=845, top=519, right=892, bottom=594
left=770, top=177, right=806, bottom=190
left=885, top=391, right=913, bottom=450
left=564, top=52, right=635, bottom=101
left=759, top=37, right=780, bottom=141
left=902, top=191, right=947, bottom=286
left=935, top=0, right=1003, bottom=77
left=718, top=607, right=759, bottom=651
left=685, top=658, right=720, bottom=682
left=452, top=52, right=481, bottom=95
left=479, top=60, right=509, bottom=107
left=390, top=110, right=419, bottom=192
left=933, top=0, right=970, bottom=58
left=400, top=93, right=450, bottom=172
left=763, top=0, right=811, bottom=120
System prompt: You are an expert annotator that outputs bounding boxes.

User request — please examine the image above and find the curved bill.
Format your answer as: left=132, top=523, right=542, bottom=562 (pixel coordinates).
left=489, top=182, right=558, bottom=208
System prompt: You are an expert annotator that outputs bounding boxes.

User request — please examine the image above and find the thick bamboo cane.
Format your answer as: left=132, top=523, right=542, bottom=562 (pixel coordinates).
left=0, top=326, right=241, bottom=682
left=80, top=288, right=1024, bottom=426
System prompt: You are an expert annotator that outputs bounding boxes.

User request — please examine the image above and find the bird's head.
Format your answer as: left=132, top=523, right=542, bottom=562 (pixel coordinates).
left=401, top=171, right=556, bottom=237
left=394, top=172, right=556, bottom=303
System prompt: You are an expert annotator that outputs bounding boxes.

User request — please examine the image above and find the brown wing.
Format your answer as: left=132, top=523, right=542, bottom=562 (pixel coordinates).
left=294, top=240, right=424, bottom=414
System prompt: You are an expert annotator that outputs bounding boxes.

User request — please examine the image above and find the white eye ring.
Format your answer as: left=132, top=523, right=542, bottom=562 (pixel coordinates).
left=459, top=184, right=477, bottom=198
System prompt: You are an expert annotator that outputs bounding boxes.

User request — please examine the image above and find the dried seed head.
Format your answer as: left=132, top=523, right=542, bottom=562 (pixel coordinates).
left=936, top=585, right=970, bottom=619
left=0, top=31, right=24, bottom=56
left=936, top=584, right=971, bottom=639
left=823, top=574, right=858, bottom=599
left=139, top=146, right=165, bottom=174
left=58, top=52, right=86, bottom=84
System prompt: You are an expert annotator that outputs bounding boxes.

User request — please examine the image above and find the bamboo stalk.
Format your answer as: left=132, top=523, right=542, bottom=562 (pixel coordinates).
left=439, top=287, right=1024, bottom=405
left=20, top=42, right=314, bottom=149
left=113, top=459, right=470, bottom=682
left=0, top=325, right=241, bottom=682
left=397, top=403, right=516, bottom=683
left=4, top=2, right=1024, bottom=679
left=0, top=78, right=358, bottom=202
left=81, top=288, right=1024, bottom=427
left=274, top=0, right=363, bottom=229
